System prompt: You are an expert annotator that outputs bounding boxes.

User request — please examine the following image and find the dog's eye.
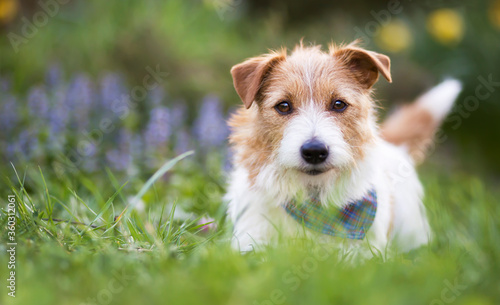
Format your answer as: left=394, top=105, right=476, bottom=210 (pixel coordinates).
left=330, top=100, right=348, bottom=113
left=275, top=101, right=293, bottom=115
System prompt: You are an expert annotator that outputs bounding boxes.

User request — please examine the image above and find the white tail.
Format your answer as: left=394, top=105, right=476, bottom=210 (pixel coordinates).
left=381, top=79, right=462, bottom=164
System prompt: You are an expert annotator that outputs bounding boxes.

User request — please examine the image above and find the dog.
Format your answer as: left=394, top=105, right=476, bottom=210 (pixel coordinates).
left=224, top=41, right=462, bottom=257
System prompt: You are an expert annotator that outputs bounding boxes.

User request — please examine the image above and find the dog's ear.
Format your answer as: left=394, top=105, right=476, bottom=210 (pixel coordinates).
left=333, top=46, right=392, bottom=89
left=231, top=52, right=285, bottom=109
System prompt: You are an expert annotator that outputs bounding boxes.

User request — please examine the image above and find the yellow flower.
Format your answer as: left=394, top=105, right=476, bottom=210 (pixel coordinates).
left=427, top=9, right=464, bottom=45
left=489, top=0, right=500, bottom=29
left=375, top=19, right=412, bottom=53
left=0, top=0, right=18, bottom=24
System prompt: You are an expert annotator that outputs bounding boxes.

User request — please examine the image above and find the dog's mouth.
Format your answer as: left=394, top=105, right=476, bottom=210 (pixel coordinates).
left=300, top=168, right=331, bottom=176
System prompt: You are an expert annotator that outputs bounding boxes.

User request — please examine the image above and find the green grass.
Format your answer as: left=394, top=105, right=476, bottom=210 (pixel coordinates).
left=1, top=155, right=499, bottom=305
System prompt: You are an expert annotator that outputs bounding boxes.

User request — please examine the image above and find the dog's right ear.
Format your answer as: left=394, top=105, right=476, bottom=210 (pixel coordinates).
left=231, top=52, right=285, bottom=109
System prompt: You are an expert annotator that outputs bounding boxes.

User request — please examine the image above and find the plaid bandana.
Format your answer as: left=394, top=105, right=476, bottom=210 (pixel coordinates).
left=282, top=189, right=377, bottom=240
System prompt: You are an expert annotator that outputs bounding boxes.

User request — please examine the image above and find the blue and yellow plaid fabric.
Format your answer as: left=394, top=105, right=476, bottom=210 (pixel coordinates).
left=282, top=189, right=377, bottom=240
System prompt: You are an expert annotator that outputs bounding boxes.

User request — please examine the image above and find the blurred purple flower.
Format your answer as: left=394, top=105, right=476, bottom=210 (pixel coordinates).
left=150, top=86, right=166, bottom=107
left=130, top=134, right=143, bottom=158
left=45, top=64, right=63, bottom=88
left=45, top=87, right=69, bottom=152
left=0, top=76, right=11, bottom=92
left=77, top=141, right=98, bottom=172
left=65, top=74, right=94, bottom=129
left=174, top=129, right=192, bottom=154
left=0, top=95, right=19, bottom=132
left=5, top=142, right=17, bottom=160
left=28, top=86, right=50, bottom=120
left=144, top=106, right=171, bottom=150
left=170, top=102, right=187, bottom=130
left=192, top=95, right=228, bottom=148
left=17, top=130, right=39, bottom=160
left=129, top=134, right=144, bottom=173
left=105, top=129, right=132, bottom=171
left=99, top=73, right=127, bottom=111
left=106, top=149, right=131, bottom=171
left=48, top=87, right=69, bottom=135
left=66, top=74, right=93, bottom=108
left=0, top=68, right=235, bottom=174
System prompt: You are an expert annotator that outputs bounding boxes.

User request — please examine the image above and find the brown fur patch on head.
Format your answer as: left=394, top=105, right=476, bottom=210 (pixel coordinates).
left=330, top=41, right=392, bottom=89
left=229, top=42, right=391, bottom=183
left=231, top=49, right=286, bottom=109
left=229, top=107, right=282, bottom=183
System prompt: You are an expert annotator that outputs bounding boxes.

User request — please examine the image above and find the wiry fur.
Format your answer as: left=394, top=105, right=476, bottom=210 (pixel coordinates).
left=225, top=42, right=461, bottom=256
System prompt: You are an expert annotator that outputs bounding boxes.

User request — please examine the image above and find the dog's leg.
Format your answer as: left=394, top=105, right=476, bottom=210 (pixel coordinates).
left=225, top=166, right=281, bottom=252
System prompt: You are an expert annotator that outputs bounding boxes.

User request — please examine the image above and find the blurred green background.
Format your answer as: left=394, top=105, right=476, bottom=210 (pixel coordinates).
left=1, top=0, right=500, bottom=175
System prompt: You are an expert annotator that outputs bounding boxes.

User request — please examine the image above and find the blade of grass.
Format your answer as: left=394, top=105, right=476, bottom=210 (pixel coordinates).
left=157, top=203, right=168, bottom=239
left=105, top=167, right=128, bottom=205
left=104, top=150, right=194, bottom=234
left=38, top=166, right=54, bottom=222
left=80, top=176, right=106, bottom=208
left=50, top=195, right=82, bottom=223
left=81, top=181, right=128, bottom=236
left=10, top=163, right=35, bottom=214
left=69, top=189, right=98, bottom=217
left=164, top=201, right=178, bottom=243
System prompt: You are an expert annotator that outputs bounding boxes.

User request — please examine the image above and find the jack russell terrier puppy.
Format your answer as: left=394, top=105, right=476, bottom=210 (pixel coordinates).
left=225, top=41, right=462, bottom=256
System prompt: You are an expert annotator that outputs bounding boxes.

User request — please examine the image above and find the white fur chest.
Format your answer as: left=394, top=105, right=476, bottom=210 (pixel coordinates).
left=225, top=141, right=431, bottom=255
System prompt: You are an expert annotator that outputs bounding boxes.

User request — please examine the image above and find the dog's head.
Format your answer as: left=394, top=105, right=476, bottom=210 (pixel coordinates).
left=230, top=42, right=391, bottom=185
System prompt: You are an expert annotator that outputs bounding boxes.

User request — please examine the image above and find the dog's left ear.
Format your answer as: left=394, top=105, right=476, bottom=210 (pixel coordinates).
left=334, top=46, right=392, bottom=89
left=231, top=52, right=285, bottom=109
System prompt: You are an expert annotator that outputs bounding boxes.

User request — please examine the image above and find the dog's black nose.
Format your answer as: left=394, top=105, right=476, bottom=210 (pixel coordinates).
left=300, top=140, right=329, bottom=164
